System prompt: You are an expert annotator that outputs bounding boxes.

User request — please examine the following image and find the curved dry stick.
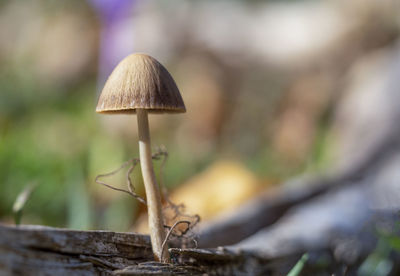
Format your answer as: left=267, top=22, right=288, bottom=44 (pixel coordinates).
left=94, top=147, right=175, bottom=207
left=126, top=159, right=139, bottom=195
left=95, top=159, right=147, bottom=205
left=160, top=220, right=191, bottom=262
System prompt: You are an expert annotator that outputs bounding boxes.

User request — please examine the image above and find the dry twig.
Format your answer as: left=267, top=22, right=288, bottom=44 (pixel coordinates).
left=160, top=220, right=191, bottom=261
left=95, top=158, right=147, bottom=205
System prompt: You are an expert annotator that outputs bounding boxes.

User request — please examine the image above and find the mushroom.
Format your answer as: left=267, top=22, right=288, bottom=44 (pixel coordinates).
left=96, top=53, right=185, bottom=263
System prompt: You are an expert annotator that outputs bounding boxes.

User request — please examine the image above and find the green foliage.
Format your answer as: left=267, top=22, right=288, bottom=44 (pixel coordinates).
left=0, top=69, right=97, bottom=226
left=12, top=183, right=37, bottom=225
left=358, top=227, right=400, bottom=276
left=287, top=253, right=309, bottom=276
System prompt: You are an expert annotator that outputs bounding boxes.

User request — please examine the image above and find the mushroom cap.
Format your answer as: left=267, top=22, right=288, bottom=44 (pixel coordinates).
left=96, top=53, right=185, bottom=114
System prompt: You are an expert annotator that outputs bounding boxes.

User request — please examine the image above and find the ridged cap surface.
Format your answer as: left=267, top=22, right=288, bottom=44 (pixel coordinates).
left=96, top=53, right=185, bottom=114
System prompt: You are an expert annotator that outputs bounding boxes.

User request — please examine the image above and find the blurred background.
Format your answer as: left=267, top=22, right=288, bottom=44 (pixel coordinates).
left=0, top=0, right=399, bottom=233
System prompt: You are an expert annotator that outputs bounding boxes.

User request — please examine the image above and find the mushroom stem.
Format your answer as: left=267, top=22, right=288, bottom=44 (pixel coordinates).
left=137, top=109, right=170, bottom=263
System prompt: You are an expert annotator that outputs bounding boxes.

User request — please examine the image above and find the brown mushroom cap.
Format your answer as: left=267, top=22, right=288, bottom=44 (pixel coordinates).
left=96, top=53, right=185, bottom=114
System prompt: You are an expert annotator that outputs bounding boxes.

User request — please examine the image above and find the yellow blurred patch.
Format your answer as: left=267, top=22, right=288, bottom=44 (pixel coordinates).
left=170, top=160, right=263, bottom=221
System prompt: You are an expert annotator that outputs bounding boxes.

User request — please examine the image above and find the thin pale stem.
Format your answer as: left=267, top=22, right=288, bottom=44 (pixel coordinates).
left=160, top=220, right=191, bottom=261
left=137, top=109, right=170, bottom=263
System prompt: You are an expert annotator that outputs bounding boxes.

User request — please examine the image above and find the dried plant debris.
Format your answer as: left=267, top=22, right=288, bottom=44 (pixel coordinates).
left=95, top=146, right=200, bottom=250
left=153, top=146, right=200, bottom=249
left=95, top=157, right=146, bottom=205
